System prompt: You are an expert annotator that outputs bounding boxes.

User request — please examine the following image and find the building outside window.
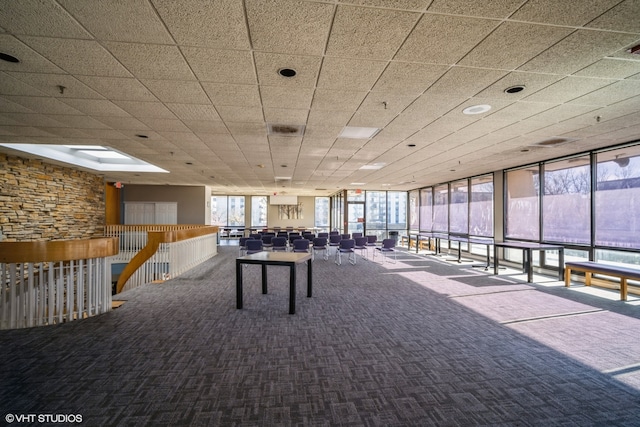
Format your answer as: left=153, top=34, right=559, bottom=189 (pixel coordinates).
left=251, top=196, right=267, bottom=228
left=315, top=197, right=329, bottom=232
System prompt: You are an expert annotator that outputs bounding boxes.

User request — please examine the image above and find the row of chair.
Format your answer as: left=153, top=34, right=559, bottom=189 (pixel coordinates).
left=239, top=234, right=397, bottom=264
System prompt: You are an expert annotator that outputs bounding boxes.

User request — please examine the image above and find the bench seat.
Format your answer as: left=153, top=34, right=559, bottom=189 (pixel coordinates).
left=565, top=261, right=640, bottom=301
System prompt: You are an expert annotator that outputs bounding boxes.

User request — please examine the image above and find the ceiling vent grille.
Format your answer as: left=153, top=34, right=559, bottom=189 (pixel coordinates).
left=267, top=124, right=305, bottom=137
left=533, top=137, right=575, bottom=147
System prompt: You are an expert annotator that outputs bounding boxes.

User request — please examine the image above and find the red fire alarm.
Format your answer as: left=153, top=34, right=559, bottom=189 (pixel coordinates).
left=114, top=182, right=123, bottom=189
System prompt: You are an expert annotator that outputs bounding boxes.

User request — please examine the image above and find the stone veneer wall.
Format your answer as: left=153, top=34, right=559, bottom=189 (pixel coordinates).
left=0, top=153, right=105, bottom=242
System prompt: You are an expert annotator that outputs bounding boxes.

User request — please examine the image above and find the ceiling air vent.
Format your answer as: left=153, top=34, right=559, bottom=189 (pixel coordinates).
left=533, top=137, right=575, bottom=147
left=267, top=124, right=305, bottom=137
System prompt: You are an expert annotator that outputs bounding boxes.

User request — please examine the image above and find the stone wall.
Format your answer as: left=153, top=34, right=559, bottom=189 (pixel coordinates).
left=0, top=153, right=105, bottom=242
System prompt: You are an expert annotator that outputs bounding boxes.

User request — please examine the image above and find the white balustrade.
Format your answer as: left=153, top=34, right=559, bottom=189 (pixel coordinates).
left=1, top=257, right=111, bottom=330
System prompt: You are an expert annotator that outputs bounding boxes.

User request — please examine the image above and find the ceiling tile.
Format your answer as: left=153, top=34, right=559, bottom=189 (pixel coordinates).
left=373, top=62, right=449, bottom=95
left=166, top=104, right=221, bottom=121
left=217, top=106, right=264, bottom=123
left=142, top=80, right=210, bottom=104
left=474, top=72, right=563, bottom=100
left=0, top=0, right=91, bottom=38
left=153, top=0, right=249, bottom=49
left=103, top=42, right=195, bottom=80
left=427, top=0, right=525, bottom=18
left=245, top=0, right=335, bottom=55
left=574, top=58, right=640, bottom=79
left=59, top=0, right=173, bottom=43
left=569, top=79, right=640, bottom=107
left=60, top=98, right=131, bottom=117
left=94, top=116, right=149, bottom=130
left=3, top=96, right=82, bottom=115
left=395, top=14, right=499, bottom=65
left=76, top=76, right=158, bottom=102
left=137, top=118, right=189, bottom=132
left=0, top=35, right=64, bottom=74
left=524, top=76, right=617, bottom=104
left=311, top=89, right=368, bottom=111
left=326, top=5, right=419, bottom=59
left=519, top=30, right=639, bottom=75
left=5, top=72, right=101, bottom=98
left=317, top=57, right=387, bottom=91
left=511, top=0, right=621, bottom=26
left=459, top=22, right=573, bottom=70
left=260, top=86, right=313, bottom=109
left=202, top=83, right=261, bottom=107
left=182, top=47, right=256, bottom=84
left=340, top=0, right=431, bottom=10
left=18, top=37, right=132, bottom=77
left=263, top=107, right=309, bottom=124
left=113, top=101, right=176, bottom=119
left=586, top=0, right=640, bottom=33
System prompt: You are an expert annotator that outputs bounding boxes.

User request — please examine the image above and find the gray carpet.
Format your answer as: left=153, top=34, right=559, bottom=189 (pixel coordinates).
left=1, top=246, right=639, bottom=426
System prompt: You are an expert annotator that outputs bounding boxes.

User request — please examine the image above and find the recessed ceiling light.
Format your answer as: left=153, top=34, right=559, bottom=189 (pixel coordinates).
left=0, top=52, right=19, bottom=63
left=504, top=85, right=525, bottom=94
left=359, top=162, right=386, bottom=170
left=407, top=143, right=416, bottom=147
left=339, top=126, right=380, bottom=139
left=135, top=134, right=149, bottom=139
left=462, top=104, right=491, bottom=115
left=350, top=182, right=366, bottom=186
left=278, top=68, right=297, bottom=77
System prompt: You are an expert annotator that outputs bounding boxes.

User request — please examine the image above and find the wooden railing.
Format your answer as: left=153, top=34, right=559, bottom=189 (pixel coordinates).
left=114, top=226, right=218, bottom=294
left=0, top=238, right=118, bottom=329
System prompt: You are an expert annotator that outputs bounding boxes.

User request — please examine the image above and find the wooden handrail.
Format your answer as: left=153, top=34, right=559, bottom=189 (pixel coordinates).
left=0, top=237, right=119, bottom=263
left=115, top=226, right=218, bottom=293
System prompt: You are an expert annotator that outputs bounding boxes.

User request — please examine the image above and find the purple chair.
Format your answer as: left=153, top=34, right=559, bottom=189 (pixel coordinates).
left=312, top=237, right=328, bottom=261
left=292, top=238, right=310, bottom=255
left=328, top=234, right=342, bottom=255
left=261, top=234, right=273, bottom=250
left=245, top=239, right=263, bottom=255
left=373, top=238, right=396, bottom=263
left=271, top=236, right=287, bottom=252
left=354, top=236, right=368, bottom=260
left=335, top=239, right=356, bottom=265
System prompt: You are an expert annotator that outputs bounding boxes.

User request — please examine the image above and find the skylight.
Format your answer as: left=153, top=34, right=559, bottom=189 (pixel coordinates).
left=0, top=144, right=168, bottom=173
left=339, top=126, right=380, bottom=139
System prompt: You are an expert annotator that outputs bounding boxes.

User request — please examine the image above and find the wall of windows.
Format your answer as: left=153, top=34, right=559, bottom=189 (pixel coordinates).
left=251, top=196, right=268, bottom=228
left=418, top=175, right=494, bottom=238
left=315, top=197, right=330, bottom=232
left=211, top=196, right=245, bottom=227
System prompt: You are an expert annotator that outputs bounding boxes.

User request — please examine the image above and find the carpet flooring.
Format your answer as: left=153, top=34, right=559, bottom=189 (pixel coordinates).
left=1, top=245, right=640, bottom=426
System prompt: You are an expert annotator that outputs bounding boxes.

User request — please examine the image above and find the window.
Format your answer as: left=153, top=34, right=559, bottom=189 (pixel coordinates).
left=433, top=184, right=448, bottom=232
left=387, top=191, right=407, bottom=231
left=470, top=175, right=493, bottom=237
left=409, top=190, right=419, bottom=231
left=542, top=157, right=590, bottom=244
left=506, top=167, right=539, bottom=240
left=315, top=197, right=329, bottom=231
left=595, top=146, right=640, bottom=250
left=419, top=187, right=433, bottom=232
left=211, top=195, right=245, bottom=227
left=449, top=180, right=468, bottom=234
left=251, top=196, right=267, bottom=228
left=366, top=191, right=386, bottom=237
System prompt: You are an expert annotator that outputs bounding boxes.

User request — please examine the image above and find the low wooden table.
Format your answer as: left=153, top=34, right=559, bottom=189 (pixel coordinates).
left=493, top=241, right=564, bottom=283
left=236, top=252, right=312, bottom=314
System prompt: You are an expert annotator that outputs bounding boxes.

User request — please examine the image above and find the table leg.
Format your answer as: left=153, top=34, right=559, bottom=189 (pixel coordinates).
left=307, top=258, right=312, bottom=297
left=493, top=245, right=499, bottom=275
left=457, top=241, right=462, bottom=263
left=525, top=249, right=533, bottom=282
left=289, top=264, right=296, bottom=315
left=558, top=248, right=564, bottom=281
left=236, top=259, right=243, bottom=309
left=261, top=264, right=267, bottom=294
left=485, top=245, right=490, bottom=270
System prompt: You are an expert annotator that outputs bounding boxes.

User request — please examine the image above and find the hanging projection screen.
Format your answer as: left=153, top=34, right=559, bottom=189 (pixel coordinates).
left=269, top=195, right=298, bottom=205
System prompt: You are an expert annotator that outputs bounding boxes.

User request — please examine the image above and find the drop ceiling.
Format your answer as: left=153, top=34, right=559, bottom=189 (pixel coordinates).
left=0, top=0, right=639, bottom=195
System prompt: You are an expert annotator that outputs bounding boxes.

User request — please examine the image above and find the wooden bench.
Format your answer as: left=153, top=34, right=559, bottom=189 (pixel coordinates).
left=565, top=261, right=640, bottom=301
